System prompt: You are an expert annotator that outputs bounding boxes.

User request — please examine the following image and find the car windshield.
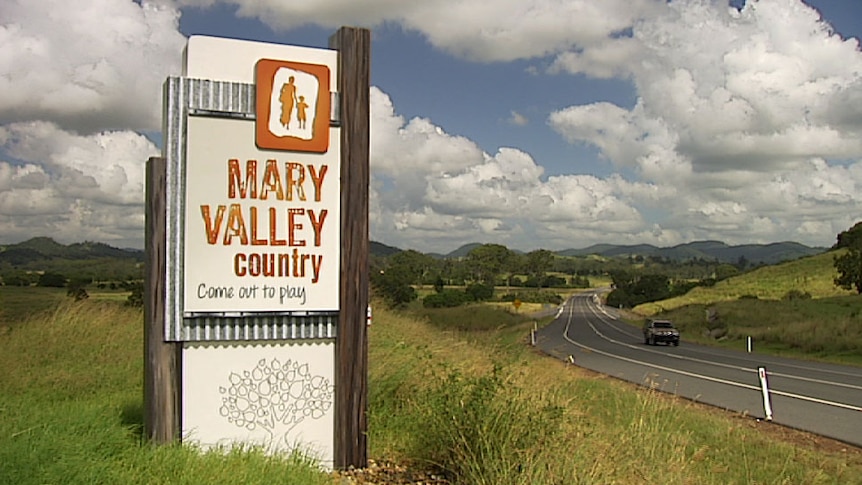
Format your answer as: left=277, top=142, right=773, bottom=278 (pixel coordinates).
left=653, top=321, right=673, bottom=328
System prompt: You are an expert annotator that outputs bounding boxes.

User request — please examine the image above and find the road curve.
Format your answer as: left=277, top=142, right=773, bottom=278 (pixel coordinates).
left=535, top=291, right=862, bottom=447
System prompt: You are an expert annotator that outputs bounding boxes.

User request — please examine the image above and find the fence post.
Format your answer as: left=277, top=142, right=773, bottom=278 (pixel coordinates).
left=144, top=156, right=181, bottom=443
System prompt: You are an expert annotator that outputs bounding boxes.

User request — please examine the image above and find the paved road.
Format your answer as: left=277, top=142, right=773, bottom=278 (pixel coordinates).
left=535, top=291, right=862, bottom=447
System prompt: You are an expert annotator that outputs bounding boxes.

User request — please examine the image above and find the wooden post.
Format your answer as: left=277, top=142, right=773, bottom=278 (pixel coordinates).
left=330, top=27, right=370, bottom=470
left=144, top=156, right=181, bottom=443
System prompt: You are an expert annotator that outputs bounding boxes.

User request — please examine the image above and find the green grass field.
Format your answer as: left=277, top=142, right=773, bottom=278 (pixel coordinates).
left=0, top=286, right=66, bottom=325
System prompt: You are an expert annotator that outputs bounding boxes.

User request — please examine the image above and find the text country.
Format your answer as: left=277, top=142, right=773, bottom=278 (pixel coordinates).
left=233, top=249, right=324, bottom=283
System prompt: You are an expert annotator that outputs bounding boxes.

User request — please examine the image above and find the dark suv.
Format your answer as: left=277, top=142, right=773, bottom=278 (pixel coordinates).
left=643, top=319, right=680, bottom=346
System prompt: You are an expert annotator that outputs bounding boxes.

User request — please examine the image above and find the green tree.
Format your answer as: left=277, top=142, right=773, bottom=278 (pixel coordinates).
left=834, top=221, right=862, bottom=250
left=606, top=272, right=670, bottom=307
left=371, top=266, right=418, bottom=307
left=524, top=249, right=554, bottom=280
left=390, top=249, right=436, bottom=285
left=465, top=244, right=514, bottom=284
left=834, top=248, right=862, bottom=294
left=433, top=275, right=445, bottom=293
left=833, top=222, right=862, bottom=294
left=631, top=274, right=671, bottom=302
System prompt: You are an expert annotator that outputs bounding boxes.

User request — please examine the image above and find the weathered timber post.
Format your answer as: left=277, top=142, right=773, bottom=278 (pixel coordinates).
left=330, top=26, right=371, bottom=470
left=144, top=156, right=181, bottom=443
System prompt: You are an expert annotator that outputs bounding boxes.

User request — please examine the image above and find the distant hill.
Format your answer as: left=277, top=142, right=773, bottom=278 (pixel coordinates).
left=1, top=237, right=824, bottom=269
left=370, top=241, right=401, bottom=257
left=0, top=237, right=144, bottom=266
left=556, top=240, right=823, bottom=265
left=443, top=243, right=483, bottom=259
left=370, top=239, right=822, bottom=266
left=371, top=239, right=823, bottom=265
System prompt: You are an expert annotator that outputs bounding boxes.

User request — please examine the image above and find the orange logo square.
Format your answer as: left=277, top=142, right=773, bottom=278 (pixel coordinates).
left=256, top=59, right=330, bottom=153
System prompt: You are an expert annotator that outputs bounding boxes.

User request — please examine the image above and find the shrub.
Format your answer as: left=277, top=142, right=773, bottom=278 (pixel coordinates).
left=37, top=272, right=67, bottom=288
left=465, top=282, right=494, bottom=301
left=498, top=290, right=562, bottom=305
left=66, top=285, right=89, bottom=301
left=126, top=281, right=144, bottom=307
left=423, top=289, right=472, bottom=308
left=524, top=275, right=567, bottom=288
left=570, top=275, right=591, bottom=288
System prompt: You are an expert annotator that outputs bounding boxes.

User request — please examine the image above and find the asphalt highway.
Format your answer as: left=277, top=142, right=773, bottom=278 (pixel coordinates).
left=535, top=291, right=862, bottom=447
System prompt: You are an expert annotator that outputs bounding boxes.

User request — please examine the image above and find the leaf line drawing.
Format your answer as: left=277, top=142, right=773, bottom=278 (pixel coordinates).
left=218, top=357, right=333, bottom=446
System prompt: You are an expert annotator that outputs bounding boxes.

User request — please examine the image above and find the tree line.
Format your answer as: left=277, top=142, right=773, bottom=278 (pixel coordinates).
left=372, top=220, right=862, bottom=309
left=370, top=243, right=748, bottom=308
left=4, top=221, right=859, bottom=310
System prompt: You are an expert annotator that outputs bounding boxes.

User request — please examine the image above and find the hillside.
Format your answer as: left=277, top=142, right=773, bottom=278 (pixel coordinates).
left=0, top=238, right=144, bottom=282
left=634, top=249, right=855, bottom=315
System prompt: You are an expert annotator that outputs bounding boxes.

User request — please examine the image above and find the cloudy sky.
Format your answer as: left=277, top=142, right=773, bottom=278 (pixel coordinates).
left=1, top=0, right=861, bottom=253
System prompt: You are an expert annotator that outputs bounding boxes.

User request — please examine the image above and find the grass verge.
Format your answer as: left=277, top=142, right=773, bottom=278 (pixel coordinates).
left=0, top=299, right=332, bottom=485
left=369, top=301, right=862, bottom=484
left=645, top=295, right=862, bottom=366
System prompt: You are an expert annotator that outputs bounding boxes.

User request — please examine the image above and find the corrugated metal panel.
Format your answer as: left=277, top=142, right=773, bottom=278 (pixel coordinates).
left=163, top=76, right=187, bottom=342
left=161, top=76, right=340, bottom=342
left=187, top=78, right=256, bottom=118
left=181, top=313, right=337, bottom=341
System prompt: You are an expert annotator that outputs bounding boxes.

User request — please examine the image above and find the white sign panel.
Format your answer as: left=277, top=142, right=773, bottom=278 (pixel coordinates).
left=182, top=341, right=335, bottom=465
left=183, top=116, right=340, bottom=312
left=181, top=36, right=340, bottom=313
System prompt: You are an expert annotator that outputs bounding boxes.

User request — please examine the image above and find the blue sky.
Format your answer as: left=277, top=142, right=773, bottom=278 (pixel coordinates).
left=178, top=3, right=640, bottom=179
left=2, top=0, right=862, bottom=253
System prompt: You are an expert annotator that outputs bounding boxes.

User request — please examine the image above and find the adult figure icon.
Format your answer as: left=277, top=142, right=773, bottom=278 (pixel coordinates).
left=279, top=76, right=298, bottom=129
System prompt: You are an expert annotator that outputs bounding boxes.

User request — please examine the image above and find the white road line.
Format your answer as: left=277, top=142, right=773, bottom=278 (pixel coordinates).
left=582, top=291, right=862, bottom=380
left=560, top=298, right=862, bottom=413
left=577, top=297, right=862, bottom=392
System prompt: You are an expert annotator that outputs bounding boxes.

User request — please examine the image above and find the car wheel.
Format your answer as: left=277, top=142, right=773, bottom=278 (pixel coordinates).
left=673, top=341, right=679, bottom=346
